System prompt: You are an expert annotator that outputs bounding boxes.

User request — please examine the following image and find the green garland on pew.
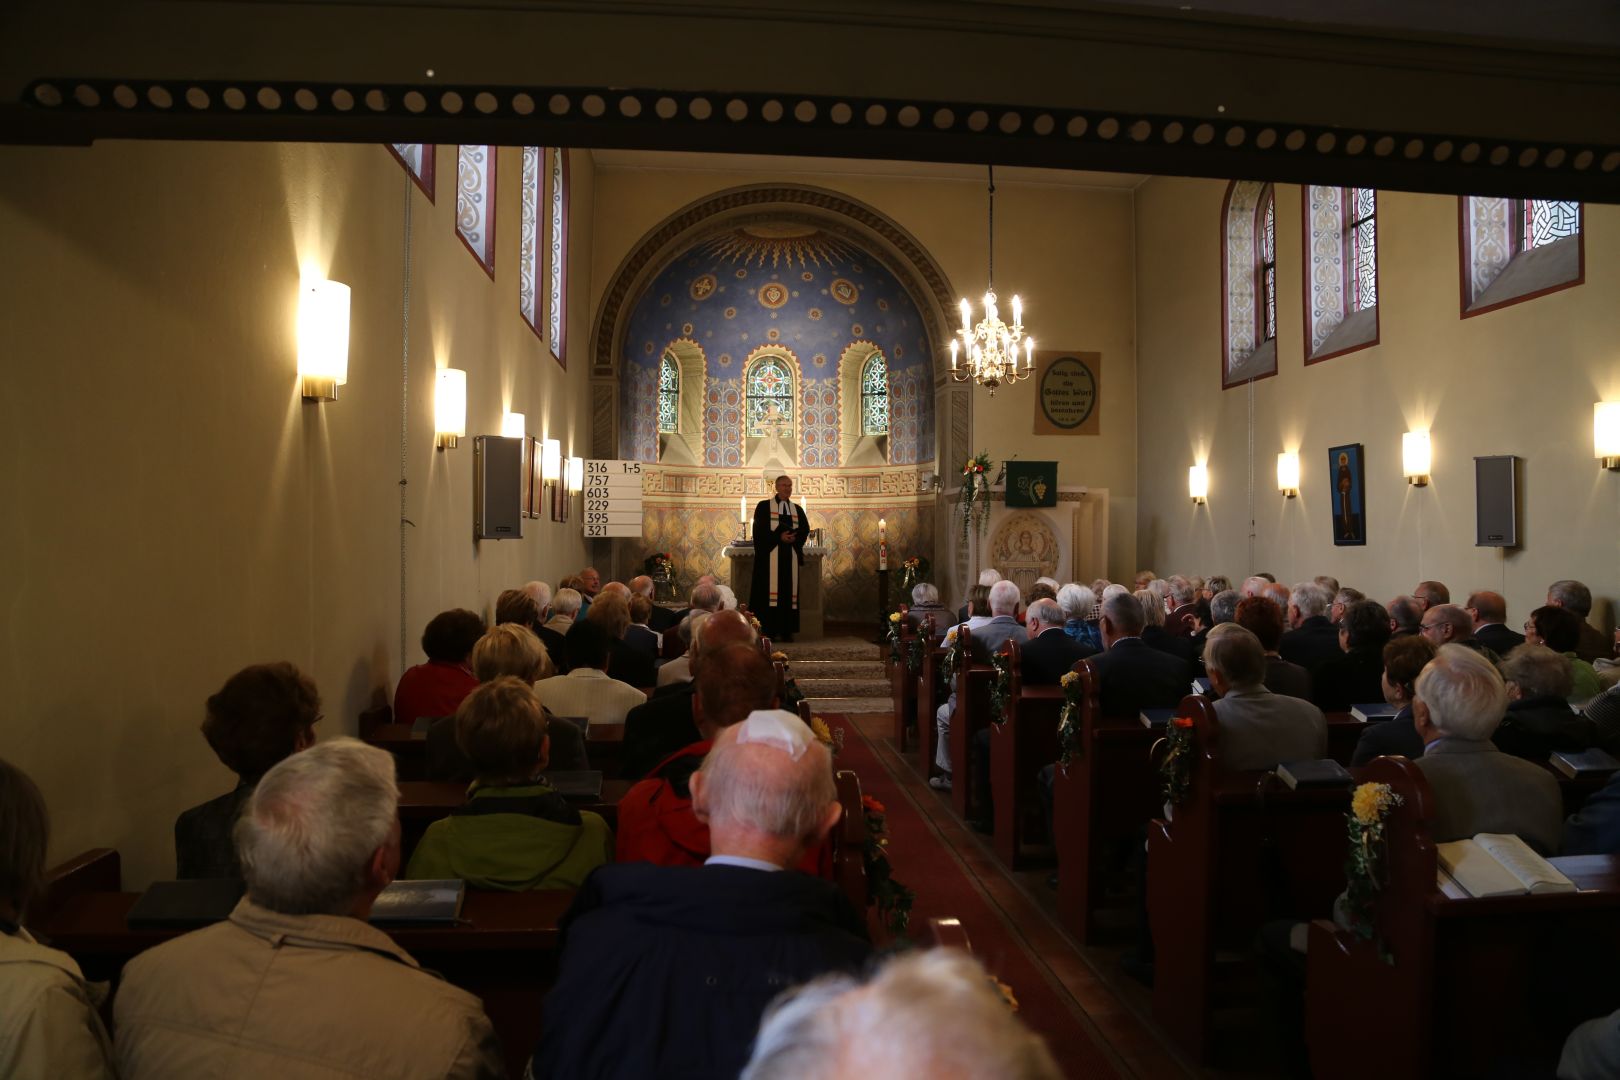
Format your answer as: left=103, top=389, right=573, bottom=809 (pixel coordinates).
left=1056, top=670, right=1085, bottom=765
left=1157, top=715, right=1196, bottom=807
left=988, top=649, right=1012, bottom=725
left=1342, top=781, right=1403, bottom=964
left=862, top=796, right=916, bottom=936
left=885, top=611, right=905, bottom=664
left=939, top=626, right=965, bottom=689
left=905, top=633, right=925, bottom=677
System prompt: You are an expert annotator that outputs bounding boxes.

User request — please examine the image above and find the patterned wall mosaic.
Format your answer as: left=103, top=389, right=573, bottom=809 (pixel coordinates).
left=619, top=223, right=935, bottom=466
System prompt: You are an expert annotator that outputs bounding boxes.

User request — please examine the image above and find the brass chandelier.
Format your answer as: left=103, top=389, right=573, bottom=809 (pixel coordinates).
left=950, top=165, right=1034, bottom=396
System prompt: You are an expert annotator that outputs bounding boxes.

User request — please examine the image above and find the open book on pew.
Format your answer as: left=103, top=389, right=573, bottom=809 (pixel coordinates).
left=1436, top=834, right=1576, bottom=898
left=1549, top=747, right=1620, bottom=779
left=1275, top=759, right=1352, bottom=789
left=1139, top=708, right=1177, bottom=728
left=1190, top=677, right=1213, bottom=697
left=368, top=879, right=466, bottom=925
left=1349, top=702, right=1398, bottom=722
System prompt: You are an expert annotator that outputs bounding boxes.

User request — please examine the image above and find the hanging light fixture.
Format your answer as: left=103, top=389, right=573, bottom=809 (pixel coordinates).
left=950, top=165, right=1034, bottom=397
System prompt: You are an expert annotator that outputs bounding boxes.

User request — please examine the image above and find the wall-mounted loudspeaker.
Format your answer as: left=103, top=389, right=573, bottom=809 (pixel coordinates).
left=474, top=436, right=525, bottom=541
left=1474, top=455, right=1518, bottom=548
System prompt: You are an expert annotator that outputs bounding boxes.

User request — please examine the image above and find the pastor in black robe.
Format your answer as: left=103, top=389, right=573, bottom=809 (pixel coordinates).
left=749, top=495, right=808, bottom=640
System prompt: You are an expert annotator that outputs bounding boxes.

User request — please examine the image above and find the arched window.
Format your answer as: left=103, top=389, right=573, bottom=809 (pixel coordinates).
left=657, top=351, right=680, bottom=434
left=1258, top=185, right=1277, bottom=344
left=1303, top=186, right=1380, bottom=362
left=746, top=354, right=795, bottom=436
left=1461, top=195, right=1583, bottom=316
left=860, top=351, right=889, bottom=436
left=548, top=149, right=570, bottom=367
left=455, top=145, right=495, bottom=277
left=1221, top=180, right=1277, bottom=388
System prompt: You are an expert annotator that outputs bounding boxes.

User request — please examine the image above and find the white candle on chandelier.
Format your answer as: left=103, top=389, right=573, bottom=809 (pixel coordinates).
left=960, top=298, right=972, bottom=336
left=1025, top=337, right=1035, bottom=369
left=1011, top=294, right=1022, bottom=327
left=949, top=339, right=959, bottom=370
left=983, top=292, right=996, bottom=320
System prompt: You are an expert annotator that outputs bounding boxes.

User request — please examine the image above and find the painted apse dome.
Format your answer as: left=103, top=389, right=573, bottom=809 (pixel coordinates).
left=618, top=223, right=936, bottom=468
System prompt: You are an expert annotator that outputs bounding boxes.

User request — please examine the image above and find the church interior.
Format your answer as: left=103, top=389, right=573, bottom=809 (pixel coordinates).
left=4, top=2, right=1620, bottom=1076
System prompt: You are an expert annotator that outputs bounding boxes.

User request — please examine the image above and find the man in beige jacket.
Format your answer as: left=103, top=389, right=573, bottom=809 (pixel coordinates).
left=114, top=738, right=504, bottom=1079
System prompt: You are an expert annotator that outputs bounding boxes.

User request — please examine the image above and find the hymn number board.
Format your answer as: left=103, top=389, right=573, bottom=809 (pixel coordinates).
left=583, top=460, right=644, bottom=538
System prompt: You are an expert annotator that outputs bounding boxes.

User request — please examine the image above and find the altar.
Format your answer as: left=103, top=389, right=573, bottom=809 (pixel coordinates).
left=722, top=544, right=827, bottom=641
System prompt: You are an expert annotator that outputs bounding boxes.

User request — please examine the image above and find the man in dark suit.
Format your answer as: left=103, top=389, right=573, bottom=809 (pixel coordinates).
left=1564, top=769, right=1620, bottom=855
left=749, top=475, right=809, bottom=642
left=1419, top=603, right=1501, bottom=666
left=630, top=575, right=680, bottom=633
left=1314, top=600, right=1392, bottom=710
left=623, top=594, right=662, bottom=659
left=1086, top=591, right=1193, bottom=717
left=1467, top=589, right=1525, bottom=656
left=620, top=610, right=758, bottom=779
left=531, top=714, right=870, bottom=1080
left=1278, top=582, right=1342, bottom=676
left=931, top=580, right=1028, bottom=791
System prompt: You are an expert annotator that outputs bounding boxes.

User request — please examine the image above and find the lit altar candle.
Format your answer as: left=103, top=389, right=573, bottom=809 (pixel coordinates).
left=739, top=496, right=747, bottom=523
left=879, top=517, right=887, bottom=541
left=878, top=517, right=888, bottom=570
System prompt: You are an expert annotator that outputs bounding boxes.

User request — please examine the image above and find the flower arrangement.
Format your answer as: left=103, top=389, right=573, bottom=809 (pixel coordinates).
left=1156, top=714, right=1196, bottom=807
left=886, top=611, right=905, bottom=664
left=1342, top=781, right=1404, bottom=960
left=642, top=551, right=674, bottom=577
left=988, top=649, right=1013, bottom=726
left=958, top=451, right=1004, bottom=546
left=861, top=795, right=916, bottom=936
left=809, top=714, right=846, bottom=756
left=940, top=625, right=965, bottom=689
left=1056, top=669, right=1085, bottom=765
left=898, top=554, right=931, bottom=597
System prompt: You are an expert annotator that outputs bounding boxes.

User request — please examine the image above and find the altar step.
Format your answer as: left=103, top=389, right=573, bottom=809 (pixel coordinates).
left=777, top=638, right=892, bottom=716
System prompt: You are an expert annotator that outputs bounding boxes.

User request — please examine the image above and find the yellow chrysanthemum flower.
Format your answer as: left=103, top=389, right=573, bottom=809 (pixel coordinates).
left=771, top=651, right=788, bottom=663
left=1351, top=782, right=1396, bottom=826
left=889, top=612, right=902, bottom=624
left=810, top=716, right=835, bottom=747
left=1061, top=670, right=1079, bottom=687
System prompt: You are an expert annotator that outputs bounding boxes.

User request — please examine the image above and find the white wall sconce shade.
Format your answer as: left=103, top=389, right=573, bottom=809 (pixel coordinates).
left=1596, top=403, right=1620, bottom=470
left=1403, top=430, right=1431, bottom=486
left=297, top=279, right=350, bottom=401
left=1276, top=451, right=1300, bottom=497
left=435, top=368, right=467, bottom=450
left=501, top=411, right=526, bottom=439
left=540, top=438, right=562, bottom=482
left=566, top=455, right=584, bottom=494
left=1188, top=464, right=1209, bottom=504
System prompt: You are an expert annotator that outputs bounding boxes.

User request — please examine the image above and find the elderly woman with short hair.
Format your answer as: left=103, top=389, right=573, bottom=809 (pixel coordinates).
left=1056, top=583, right=1103, bottom=653
left=1493, top=643, right=1593, bottom=762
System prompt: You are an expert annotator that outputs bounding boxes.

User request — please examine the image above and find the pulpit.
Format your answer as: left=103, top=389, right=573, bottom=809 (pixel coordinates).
left=722, top=544, right=826, bottom=640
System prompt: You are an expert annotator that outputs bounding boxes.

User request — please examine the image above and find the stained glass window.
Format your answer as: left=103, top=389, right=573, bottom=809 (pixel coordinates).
left=455, top=145, right=495, bottom=276
left=1523, top=200, right=1580, bottom=250
left=518, top=147, right=543, bottom=336
left=658, top=352, right=680, bottom=434
left=861, top=352, right=889, bottom=436
left=746, top=356, right=794, bottom=436
left=548, top=149, right=569, bottom=368
left=1348, top=188, right=1377, bottom=311
left=1258, top=186, right=1277, bottom=342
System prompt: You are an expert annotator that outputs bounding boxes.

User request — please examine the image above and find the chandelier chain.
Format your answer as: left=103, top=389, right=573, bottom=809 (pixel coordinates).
left=987, top=164, right=995, bottom=290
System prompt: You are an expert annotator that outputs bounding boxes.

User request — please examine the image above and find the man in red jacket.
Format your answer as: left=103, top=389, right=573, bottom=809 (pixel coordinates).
left=616, top=644, right=831, bottom=877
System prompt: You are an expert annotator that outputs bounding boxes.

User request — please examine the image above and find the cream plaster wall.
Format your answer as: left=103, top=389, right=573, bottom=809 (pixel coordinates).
left=1135, top=177, right=1620, bottom=629
left=589, top=162, right=1141, bottom=587
left=0, top=140, right=596, bottom=888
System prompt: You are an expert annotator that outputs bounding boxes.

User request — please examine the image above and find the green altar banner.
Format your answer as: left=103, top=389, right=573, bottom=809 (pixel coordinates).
left=1005, top=461, right=1058, bottom=507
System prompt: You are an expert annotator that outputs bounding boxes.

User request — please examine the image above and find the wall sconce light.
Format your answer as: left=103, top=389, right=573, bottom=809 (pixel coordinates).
left=1276, top=451, right=1300, bottom=498
left=501, top=411, right=526, bottom=439
left=1188, top=464, right=1209, bottom=504
left=566, top=455, right=584, bottom=495
left=435, top=368, right=467, bottom=450
left=1402, top=430, right=1431, bottom=486
left=541, top=438, right=561, bottom=483
left=1595, top=403, right=1620, bottom=470
left=297, top=279, right=350, bottom=401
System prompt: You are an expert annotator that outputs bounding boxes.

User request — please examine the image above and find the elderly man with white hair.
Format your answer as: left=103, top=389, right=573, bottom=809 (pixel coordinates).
left=931, top=579, right=1028, bottom=792
left=1164, top=575, right=1200, bottom=637
left=532, top=713, right=871, bottom=1080
left=628, top=574, right=678, bottom=633
left=1412, top=643, right=1564, bottom=854
left=1279, top=581, right=1341, bottom=675
left=114, top=739, right=502, bottom=1079
left=742, top=948, right=1060, bottom=1080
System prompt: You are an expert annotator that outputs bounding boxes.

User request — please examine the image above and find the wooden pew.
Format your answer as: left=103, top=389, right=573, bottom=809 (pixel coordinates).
left=396, top=778, right=634, bottom=861
left=368, top=720, right=627, bottom=780
left=1304, top=756, right=1620, bottom=1079
left=833, top=769, right=871, bottom=931
left=915, top=616, right=948, bottom=777
left=927, top=916, right=972, bottom=951
left=1145, top=695, right=1353, bottom=1062
left=989, top=640, right=1065, bottom=867
left=1052, top=660, right=1163, bottom=943
left=891, top=613, right=918, bottom=750
left=37, top=848, right=123, bottom=928
left=36, top=879, right=573, bottom=1079
left=947, top=626, right=996, bottom=818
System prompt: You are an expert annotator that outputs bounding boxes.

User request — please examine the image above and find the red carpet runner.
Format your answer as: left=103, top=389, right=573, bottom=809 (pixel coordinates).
left=828, top=713, right=1134, bottom=1079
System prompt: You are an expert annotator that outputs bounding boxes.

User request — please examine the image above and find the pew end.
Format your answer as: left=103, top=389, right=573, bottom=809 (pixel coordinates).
left=37, top=848, right=122, bottom=926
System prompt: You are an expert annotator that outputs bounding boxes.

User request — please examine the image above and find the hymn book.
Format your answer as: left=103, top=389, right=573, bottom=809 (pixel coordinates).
left=368, top=879, right=466, bottom=925
left=1139, top=708, right=1176, bottom=728
left=1349, top=703, right=1398, bottom=722
left=1190, top=677, right=1213, bottom=697
left=1275, top=759, right=1352, bottom=789
left=1549, top=748, right=1620, bottom=779
left=1436, top=834, right=1576, bottom=898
